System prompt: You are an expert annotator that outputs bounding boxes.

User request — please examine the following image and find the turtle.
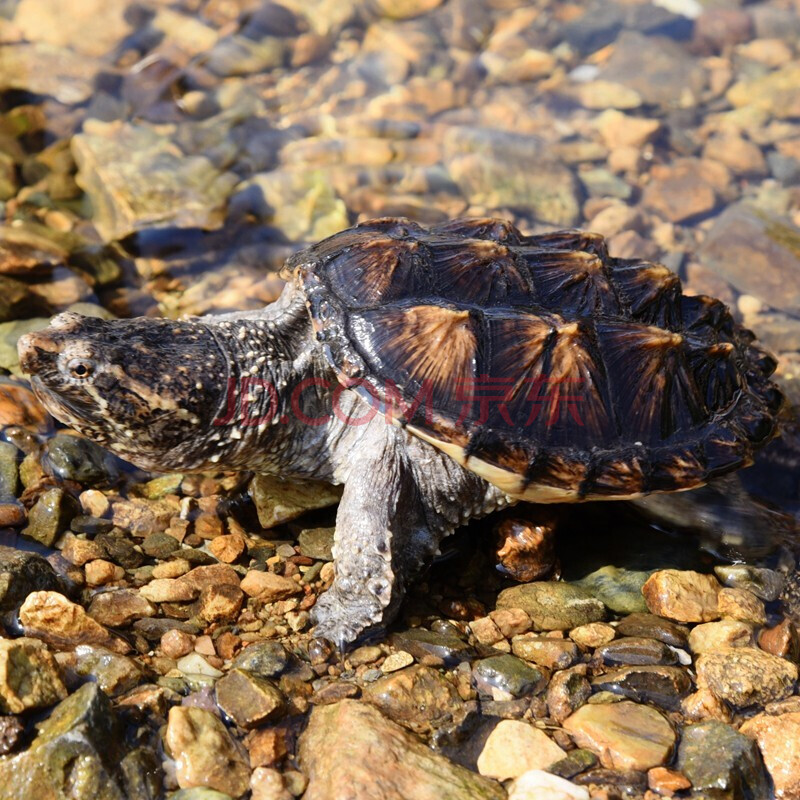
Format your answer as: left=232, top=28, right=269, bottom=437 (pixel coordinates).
left=17, top=216, right=785, bottom=647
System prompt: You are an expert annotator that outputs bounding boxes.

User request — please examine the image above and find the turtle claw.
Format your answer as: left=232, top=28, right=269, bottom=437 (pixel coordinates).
left=310, top=587, right=383, bottom=652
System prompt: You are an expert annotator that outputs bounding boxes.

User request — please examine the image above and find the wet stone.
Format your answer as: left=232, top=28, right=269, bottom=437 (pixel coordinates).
left=677, top=721, right=769, bottom=799
left=493, top=513, right=557, bottom=582
left=0, top=716, right=24, bottom=755
left=232, top=641, right=290, bottom=678
left=594, top=637, right=678, bottom=667
left=299, top=700, right=504, bottom=800
left=87, top=589, right=156, bottom=628
left=511, top=635, right=579, bottom=670
left=473, top=654, right=547, bottom=699
left=688, top=619, right=756, bottom=654
left=759, top=619, right=800, bottom=662
left=546, top=667, right=592, bottom=725
left=389, top=628, right=474, bottom=667
left=574, top=566, right=650, bottom=615
left=548, top=750, right=598, bottom=781
left=508, top=770, right=590, bottom=800
left=216, top=668, right=286, bottom=729
left=0, top=442, right=19, bottom=502
left=73, top=644, right=143, bottom=696
left=563, top=700, right=676, bottom=771
left=717, top=587, right=767, bottom=625
left=697, top=648, right=798, bottom=709
left=0, top=546, right=62, bottom=612
left=591, top=665, right=692, bottom=712
left=740, top=712, right=800, bottom=800
left=496, top=583, right=606, bottom=631
left=70, top=515, right=114, bottom=536
left=614, top=613, right=689, bottom=649
left=141, top=532, right=180, bottom=558
left=477, top=719, right=566, bottom=780
left=22, top=487, right=79, bottom=547
left=43, top=433, right=116, bottom=486
left=570, top=623, right=616, bottom=649
left=642, top=570, right=721, bottom=623
left=0, top=637, right=67, bottom=713
left=0, top=682, right=126, bottom=800
left=714, top=564, right=786, bottom=602
left=364, top=664, right=466, bottom=735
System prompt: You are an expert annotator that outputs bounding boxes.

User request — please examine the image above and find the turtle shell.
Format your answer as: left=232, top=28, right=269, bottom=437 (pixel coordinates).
left=286, top=217, right=783, bottom=502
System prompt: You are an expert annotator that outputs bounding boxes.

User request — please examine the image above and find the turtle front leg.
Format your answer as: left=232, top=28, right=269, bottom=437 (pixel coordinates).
left=311, top=433, right=438, bottom=649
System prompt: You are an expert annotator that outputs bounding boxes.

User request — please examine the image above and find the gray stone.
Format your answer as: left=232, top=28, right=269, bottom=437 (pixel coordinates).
left=591, top=665, right=692, bottom=711
left=232, top=641, right=290, bottom=678
left=496, top=582, right=606, bottom=631
left=0, top=442, right=19, bottom=502
left=473, top=655, right=547, bottom=698
left=389, top=628, right=474, bottom=666
left=0, top=546, right=63, bottom=612
left=297, top=526, right=335, bottom=561
left=677, top=721, right=769, bottom=799
left=73, top=645, right=144, bottom=696
left=22, top=487, right=79, bottom=547
left=714, top=565, right=785, bottom=602
left=574, top=566, right=650, bottom=615
left=594, top=637, right=678, bottom=667
left=44, top=433, right=118, bottom=485
left=614, top=613, right=689, bottom=648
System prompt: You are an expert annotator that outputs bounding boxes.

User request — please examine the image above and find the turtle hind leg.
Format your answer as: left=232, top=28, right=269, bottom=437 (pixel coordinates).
left=310, top=429, right=438, bottom=649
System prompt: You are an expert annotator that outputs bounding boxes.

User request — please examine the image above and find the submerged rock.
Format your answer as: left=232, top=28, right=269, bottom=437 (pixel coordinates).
left=0, top=637, right=67, bottom=713
left=496, top=583, right=606, bottom=631
left=0, top=547, right=63, bottom=612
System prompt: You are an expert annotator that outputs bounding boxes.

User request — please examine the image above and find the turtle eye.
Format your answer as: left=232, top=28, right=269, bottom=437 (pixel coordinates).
left=67, top=358, right=95, bottom=380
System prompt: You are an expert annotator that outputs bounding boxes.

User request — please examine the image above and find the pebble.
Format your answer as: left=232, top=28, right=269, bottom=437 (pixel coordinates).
left=697, top=648, right=798, bottom=709
left=298, top=700, right=504, bottom=800
left=641, top=570, right=721, bottom=623
left=0, top=547, right=63, bottom=612
left=496, top=583, right=606, bottom=631
left=492, top=513, right=557, bottom=582
left=573, top=566, right=649, bottom=615
left=688, top=619, right=757, bottom=654
left=364, top=664, right=465, bottom=735
left=758, top=619, right=800, bottom=662
left=196, top=584, right=244, bottom=624
left=477, top=720, right=566, bottom=780
left=614, top=614, right=689, bottom=649
left=43, top=433, right=115, bottom=486
left=0, top=637, right=67, bottom=712
left=563, top=701, right=676, bottom=771
left=389, top=628, right=473, bottom=666
left=590, top=665, right=692, bottom=711
left=250, top=767, right=292, bottom=800
left=250, top=475, right=341, bottom=529
left=72, top=644, right=143, bottom=696
left=166, top=706, right=251, bottom=797
left=161, top=629, right=195, bottom=659
left=140, top=578, right=196, bottom=603
left=647, top=766, right=691, bottom=797
left=507, top=770, right=589, bottom=800
left=642, top=160, right=718, bottom=223
left=216, top=668, right=286, bottom=729
left=22, top=487, right=78, bottom=547
left=594, top=637, right=678, bottom=667
left=473, top=654, right=546, bottom=699
left=177, top=653, right=224, bottom=679
left=380, top=650, right=415, bottom=673
left=677, top=720, right=769, bottom=798
left=19, top=590, right=128, bottom=653
left=546, top=667, right=592, bottom=724
left=296, top=527, right=335, bottom=561
left=511, top=635, right=579, bottom=670
left=84, top=558, right=124, bottom=586
left=713, top=565, right=786, bottom=602
left=232, top=642, right=289, bottom=678
left=570, top=623, right=616, bottom=648
left=740, top=712, right=800, bottom=800
left=240, top=570, right=302, bottom=601
left=548, top=749, right=598, bottom=781
left=717, top=587, right=767, bottom=625
left=87, top=589, right=156, bottom=627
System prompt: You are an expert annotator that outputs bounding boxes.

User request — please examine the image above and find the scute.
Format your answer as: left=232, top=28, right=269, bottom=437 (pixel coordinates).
left=289, top=217, right=782, bottom=501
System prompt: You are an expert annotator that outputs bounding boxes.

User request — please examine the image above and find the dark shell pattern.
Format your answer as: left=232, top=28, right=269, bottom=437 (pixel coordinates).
left=288, top=217, right=783, bottom=502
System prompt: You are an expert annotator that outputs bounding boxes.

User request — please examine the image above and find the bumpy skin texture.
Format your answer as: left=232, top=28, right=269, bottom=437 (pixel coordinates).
left=17, top=217, right=783, bottom=646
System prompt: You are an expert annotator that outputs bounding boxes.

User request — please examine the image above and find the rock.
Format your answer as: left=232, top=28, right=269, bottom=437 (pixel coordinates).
left=594, top=637, right=678, bottom=667
left=443, top=127, right=581, bottom=227
left=87, top=589, right=156, bottom=627
left=22, top=487, right=78, bottom=547
left=295, top=526, right=335, bottom=561
left=599, top=31, right=706, bottom=108
left=208, top=533, right=247, bottom=563
left=759, top=619, right=800, bottom=662
left=177, top=653, right=223, bottom=679
left=216, top=668, right=286, bottom=729
left=717, top=587, right=767, bottom=625
left=141, top=532, right=180, bottom=559
left=647, top=766, right=691, bottom=796
left=43, top=433, right=116, bottom=485
left=20, top=591, right=129, bottom=654
left=641, top=570, right=721, bottom=622
left=477, top=719, right=566, bottom=780
left=469, top=617, right=504, bottom=646
left=161, top=629, right=195, bottom=659
left=548, top=749, right=598, bottom=781
left=570, top=623, right=616, bottom=648
left=688, top=620, right=756, bottom=654
left=73, top=120, right=238, bottom=243
left=0, top=715, right=24, bottom=755
left=577, top=81, right=642, bottom=111
left=0, top=442, right=19, bottom=502
left=381, top=651, right=415, bottom=673
left=298, top=700, right=504, bottom=800
left=197, top=584, right=244, bottom=623
left=240, top=570, right=301, bottom=601
left=677, top=721, right=769, bottom=799
left=232, top=170, right=349, bottom=244
left=713, top=564, right=785, bottom=602
left=73, top=644, right=143, bottom=696
left=85, top=559, right=125, bottom=586
left=473, top=654, right=547, bottom=698
left=508, top=770, right=589, bottom=800
left=574, top=567, right=650, bottom=615
left=0, top=683, right=126, bottom=799
left=511, top=635, right=579, bottom=670
left=167, top=706, right=250, bottom=797
left=0, top=547, right=62, bottom=612
left=614, top=613, right=689, bottom=648
left=643, top=159, right=719, bottom=223
left=703, top=135, right=767, bottom=178
left=591, top=666, right=692, bottom=711
left=696, top=648, right=797, bottom=709
left=740, top=712, right=800, bottom=800
left=140, top=578, right=196, bottom=603
left=496, top=583, right=606, bottom=631
left=594, top=110, right=661, bottom=149
left=389, top=628, right=474, bottom=667
left=563, top=701, right=676, bottom=771
left=364, top=664, right=466, bottom=735
left=547, top=667, right=592, bottom=724
left=0, top=637, right=66, bottom=712
left=250, top=767, right=292, bottom=800
left=250, top=475, right=341, bottom=529
left=727, top=64, right=800, bottom=119
left=493, top=513, right=557, bottom=582
left=232, top=642, right=289, bottom=678
left=170, top=791, right=234, bottom=800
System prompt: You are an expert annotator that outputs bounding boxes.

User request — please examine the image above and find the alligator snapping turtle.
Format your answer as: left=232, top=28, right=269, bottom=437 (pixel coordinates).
left=18, top=217, right=784, bottom=646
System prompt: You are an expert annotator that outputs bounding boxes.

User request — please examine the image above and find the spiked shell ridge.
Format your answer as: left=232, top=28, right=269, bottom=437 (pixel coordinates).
left=287, top=217, right=783, bottom=502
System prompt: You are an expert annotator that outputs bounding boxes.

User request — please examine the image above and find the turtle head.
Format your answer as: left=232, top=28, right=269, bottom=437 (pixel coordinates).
left=18, top=312, right=231, bottom=471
